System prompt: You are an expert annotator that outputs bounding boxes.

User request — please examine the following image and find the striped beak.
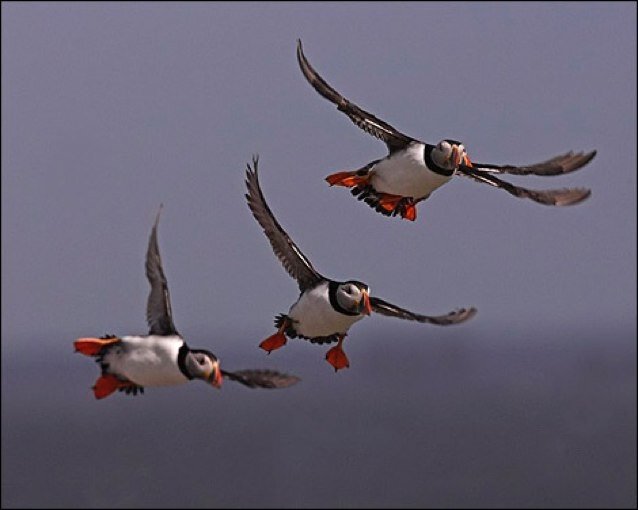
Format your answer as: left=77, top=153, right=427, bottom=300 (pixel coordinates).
left=451, top=145, right=462, bottom=167
left=209, top=360, right=223, bottom=389
left=463, top=154, right=473, bottom=167
left=360, top=290, right=372, bottom=316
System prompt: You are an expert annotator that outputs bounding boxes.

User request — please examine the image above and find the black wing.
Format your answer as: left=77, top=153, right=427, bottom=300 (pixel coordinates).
left=297, top=39, right=415, bottom=154
left=221, top=369, right=301, bottom=389
left=145, top=205, right=179, bottom=336
left=245, top=155, right=325, bottom=292
left=470, top=150, right=596, bottom=176
left=370, top=296, right=477, bottom=325
left=457, top=165, right=591, bottom=206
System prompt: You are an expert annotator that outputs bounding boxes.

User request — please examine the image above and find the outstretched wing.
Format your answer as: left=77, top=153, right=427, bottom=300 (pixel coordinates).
left=470, top=150, right=596, bottom=176
left=245, top=155, right=325, bottom=292
left=457, top=165, right=591, bottom=206
left=370, top=296, right=477, bottom=325
left=145, top=205, right=179, bottom=336
left=221, top=369, right=301, bottom=389
left=297, top=39, right=415, bottom=154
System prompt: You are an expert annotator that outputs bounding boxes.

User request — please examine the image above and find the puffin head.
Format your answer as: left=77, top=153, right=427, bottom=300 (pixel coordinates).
left=431, top=139, right=472, bottom=171
left=185, top=349, right=223, bottom=388
left=335, top=281, right=372, bottom=316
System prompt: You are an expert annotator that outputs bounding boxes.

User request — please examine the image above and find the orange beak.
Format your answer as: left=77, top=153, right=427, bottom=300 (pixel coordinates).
left=361, top=291, right=372, bottom=316
left=210, top=361, right=223, bottom=389
left=463, top=154, right=473, bottom=167
left=451, top=145, right=463, bottom=167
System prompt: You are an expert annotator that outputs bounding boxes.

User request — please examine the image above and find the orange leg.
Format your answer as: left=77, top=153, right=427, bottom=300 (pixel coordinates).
left=325, top=335, right=350, bottom=372
left=74, top=337, right=120, bottom=356
left=92, top=374, right=134, bottom=400
left=259, top=322, right=289, bottom=354
left=325, top=171, right=369, bottom=188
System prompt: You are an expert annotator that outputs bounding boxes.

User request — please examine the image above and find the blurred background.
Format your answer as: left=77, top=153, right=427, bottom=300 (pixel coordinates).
left=2, top=3, right=636, bottom=508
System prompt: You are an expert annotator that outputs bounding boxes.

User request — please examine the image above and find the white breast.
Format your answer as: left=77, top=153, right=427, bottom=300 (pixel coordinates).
left=103, top=336, right=190, bottom=387
left=288, top=282, right=365, bottom=338
left=371, top=143, right=452, bottom=198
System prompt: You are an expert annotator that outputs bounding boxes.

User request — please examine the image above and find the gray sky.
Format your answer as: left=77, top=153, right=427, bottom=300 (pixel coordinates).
left=2, top=3, right=636, bottom=508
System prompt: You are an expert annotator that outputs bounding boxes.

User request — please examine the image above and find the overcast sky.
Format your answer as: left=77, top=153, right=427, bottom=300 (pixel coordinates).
left=2, top=2, right=636, bottom=508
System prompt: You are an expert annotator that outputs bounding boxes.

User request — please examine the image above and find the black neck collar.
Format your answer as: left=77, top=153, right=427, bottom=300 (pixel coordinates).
left=177, top=342, right=194, bottom=380
left=423, top=145, right=455, bottom=176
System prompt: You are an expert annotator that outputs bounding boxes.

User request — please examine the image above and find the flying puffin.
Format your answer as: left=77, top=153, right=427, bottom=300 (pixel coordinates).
left=296, top=39, right=596, bottom=222
left=74, top=206, right=300, bottom=399
left=245, top=156, right=477, bottom=371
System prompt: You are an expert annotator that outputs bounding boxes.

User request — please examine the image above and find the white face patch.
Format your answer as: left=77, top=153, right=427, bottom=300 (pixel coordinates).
left=437, top=140, right=452, bottom=154
left=336, top=284, right=362, bottom=312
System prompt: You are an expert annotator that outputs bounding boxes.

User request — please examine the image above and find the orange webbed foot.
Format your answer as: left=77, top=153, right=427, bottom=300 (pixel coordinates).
left=92, top=374, right=130, bottom=400
left=325, top=337, right=350, bottom=372
left=400, top=201, right=417, bottom=221
left=259, top=330, right=287, bottom=354
left=325, top=171, right=369, bottom=188
left=74, top=337, right=120, bottom=356
left=376, top=193, right=404, bottom=213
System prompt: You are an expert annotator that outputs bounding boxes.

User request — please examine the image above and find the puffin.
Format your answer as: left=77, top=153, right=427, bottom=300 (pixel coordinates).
left=245, top=156, right=477, bottom=371
left=74, top=206, right=300, bottom=399
left=296, top=39, right=596, bottom=222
